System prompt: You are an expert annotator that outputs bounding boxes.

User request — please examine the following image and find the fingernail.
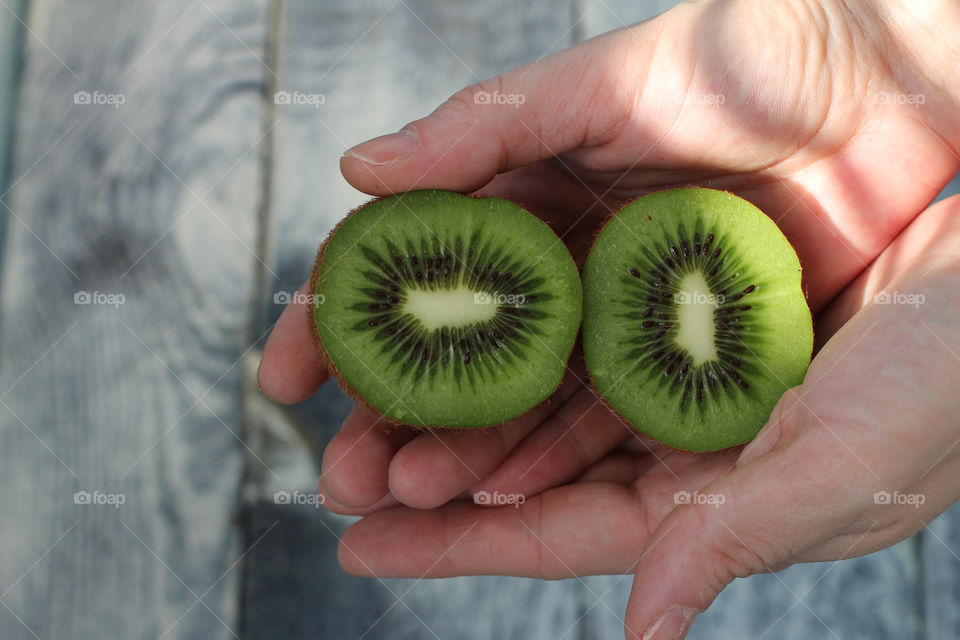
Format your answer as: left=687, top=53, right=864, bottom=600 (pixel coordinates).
left=642, top=606, right=700, bottom=640
left=343, top=128, right=420, bottom=166
left=255, top=360, right=266, bottom=393
left=387, top=481, right=402, bottom=503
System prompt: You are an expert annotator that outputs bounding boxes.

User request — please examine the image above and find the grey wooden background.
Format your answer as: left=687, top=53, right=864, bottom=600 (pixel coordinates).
left=1, top=1, right=959, bottom=639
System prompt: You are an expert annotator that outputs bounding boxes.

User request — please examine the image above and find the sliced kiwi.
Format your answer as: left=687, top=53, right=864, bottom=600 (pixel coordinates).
left=309, top=190, right=582, bottom=428
left=582, top=188, right=813, bottom=452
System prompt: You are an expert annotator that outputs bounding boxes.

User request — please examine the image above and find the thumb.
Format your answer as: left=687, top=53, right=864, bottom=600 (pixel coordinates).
left=339, top=28, right=643, bottom=195
left=625, top=423, right=814, bottom=640
left=625, top=497, right=772, bottom=640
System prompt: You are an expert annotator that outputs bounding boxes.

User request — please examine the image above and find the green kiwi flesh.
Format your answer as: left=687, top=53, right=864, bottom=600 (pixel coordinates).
left=310, top=190, right=582, bottom=428
left=582, top=188, right=813, bottom=452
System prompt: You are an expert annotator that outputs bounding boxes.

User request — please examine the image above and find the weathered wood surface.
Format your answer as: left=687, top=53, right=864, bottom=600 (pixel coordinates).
left=0, top=1, right=269, bottom=638
left=2, top=0, right=960, bottom=638
left=0, top=0, right=25, bottom=245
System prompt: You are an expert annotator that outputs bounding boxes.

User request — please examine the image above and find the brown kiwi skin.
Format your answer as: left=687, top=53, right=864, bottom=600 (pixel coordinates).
left=305, top=194, right=570, bottom=431
left=580, top=187, right=812, bottom=455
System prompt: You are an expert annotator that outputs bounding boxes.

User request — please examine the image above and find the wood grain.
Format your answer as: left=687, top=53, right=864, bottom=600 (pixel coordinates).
left=0, top=0, right=26, bottom=253
left=0, top=1, right=269, bottom=638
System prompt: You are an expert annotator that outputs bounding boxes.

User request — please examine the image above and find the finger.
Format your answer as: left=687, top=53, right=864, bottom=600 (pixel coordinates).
left=320, top=407, right=419, bottom=508
left=387, top=370, right=581, bottom=509
left=319, top=478, right=400, bottom=516
left=339, top=27, right=644, bottom=196
left=338, top=481, right=647, bottom=579
left=339, top=444, right=740, bottom=578
left=320, top=483, right=400, bottom=516
left=258, top=280, right=329, bottom=404
left=468, top=387, right=635, bottom=501
left=575, top=452, right=652, bottom=485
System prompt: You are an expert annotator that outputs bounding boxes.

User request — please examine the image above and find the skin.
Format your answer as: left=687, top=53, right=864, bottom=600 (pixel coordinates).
left=257, top=0, right=960, bottom=637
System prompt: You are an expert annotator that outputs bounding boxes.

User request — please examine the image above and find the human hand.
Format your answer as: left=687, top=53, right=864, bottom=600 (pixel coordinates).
left=257, top=0, right=960, bottom=636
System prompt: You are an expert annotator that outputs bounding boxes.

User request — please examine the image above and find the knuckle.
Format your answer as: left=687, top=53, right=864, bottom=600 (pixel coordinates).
left=686, top=503, right=774, bottom=584
left=445, top=78, right=507, bottom=115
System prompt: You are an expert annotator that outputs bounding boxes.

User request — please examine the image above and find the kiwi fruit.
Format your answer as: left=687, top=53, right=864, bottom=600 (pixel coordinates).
left=582, top=188, right=813, bottom=452
left=308, top=189, right=582, bottom=428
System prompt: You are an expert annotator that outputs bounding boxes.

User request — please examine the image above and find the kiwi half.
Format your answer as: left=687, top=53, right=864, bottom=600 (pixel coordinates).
left=582, top=188, right=812, bottom=452
left=309, top=190, right=582, bottom=428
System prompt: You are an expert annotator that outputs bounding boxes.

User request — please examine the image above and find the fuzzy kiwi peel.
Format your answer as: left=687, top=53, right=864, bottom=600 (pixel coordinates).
left=308, top=189, right=582, bottom=428
left=582, top=187, right=813, bottom=452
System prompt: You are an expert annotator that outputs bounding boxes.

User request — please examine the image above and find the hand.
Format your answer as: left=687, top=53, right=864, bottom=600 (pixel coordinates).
left=257, top=0, right=960, bottom=636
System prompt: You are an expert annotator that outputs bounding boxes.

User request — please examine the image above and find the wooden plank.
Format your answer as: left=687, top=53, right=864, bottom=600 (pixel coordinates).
left=0, top=1, right=268, bottom=638
left=243, top=503, right=582, bottom=640
left=244, top=1, right=584, bottom=638
left=0, top=0, right=25, bottom=219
